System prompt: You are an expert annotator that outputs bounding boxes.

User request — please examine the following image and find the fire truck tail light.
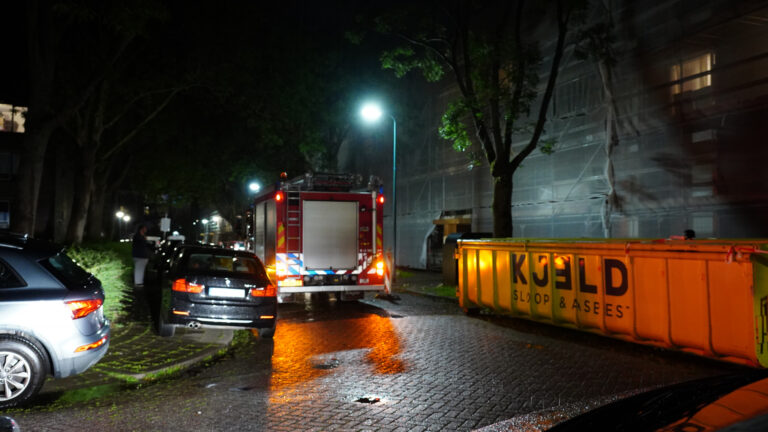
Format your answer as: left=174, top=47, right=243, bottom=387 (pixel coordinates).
left=376, top=260, right=385, bottom=276
left=275, top=191, right=284, bottom=202
left=378, top=195, right=385, bottom=204
left=172, top=278, right=204, bottom=293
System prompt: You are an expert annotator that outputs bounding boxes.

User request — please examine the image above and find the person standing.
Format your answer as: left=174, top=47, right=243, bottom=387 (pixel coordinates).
left=132, top=224, right=150, bottom=287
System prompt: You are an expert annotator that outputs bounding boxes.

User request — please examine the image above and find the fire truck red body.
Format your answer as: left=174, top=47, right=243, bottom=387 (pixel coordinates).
left=248, top=173, right=386, bottom=299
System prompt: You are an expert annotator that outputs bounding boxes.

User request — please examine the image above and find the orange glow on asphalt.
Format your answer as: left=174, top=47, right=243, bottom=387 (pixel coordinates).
left=261, top=314, right=405, bottom=403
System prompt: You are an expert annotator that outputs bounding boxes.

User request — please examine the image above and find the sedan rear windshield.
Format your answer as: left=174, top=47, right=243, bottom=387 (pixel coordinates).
left=43, top=253, right=92, bottom=286
left=186, top=253, right=270, bottom=282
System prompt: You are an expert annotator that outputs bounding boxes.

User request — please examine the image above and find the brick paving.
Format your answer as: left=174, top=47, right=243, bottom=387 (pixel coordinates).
left=7, top=271, right=745, bottom=431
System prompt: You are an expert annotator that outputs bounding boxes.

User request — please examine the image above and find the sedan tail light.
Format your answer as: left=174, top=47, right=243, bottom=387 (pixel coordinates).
left=250, top=284, right=276, bottom=297
left=67, top=299, right=103, bottom=319
left=172, top=278, right=204, bottom=293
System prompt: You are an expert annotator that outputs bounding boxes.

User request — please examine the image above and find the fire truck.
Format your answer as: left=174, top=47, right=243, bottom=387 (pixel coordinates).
left=247, top=172, right=387, bottom=300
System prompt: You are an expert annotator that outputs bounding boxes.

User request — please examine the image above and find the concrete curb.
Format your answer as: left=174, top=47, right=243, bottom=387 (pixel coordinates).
left=122, top=330, right=235, bottom=381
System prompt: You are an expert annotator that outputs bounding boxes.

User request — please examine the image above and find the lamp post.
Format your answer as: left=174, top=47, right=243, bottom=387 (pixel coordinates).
left=201, top=219, right=209, bottom=244
left=211, top=215, right=222, bottom=245
left=361, top=102, right=397, bottom=279
left=115, top=211, right=125, bottom=240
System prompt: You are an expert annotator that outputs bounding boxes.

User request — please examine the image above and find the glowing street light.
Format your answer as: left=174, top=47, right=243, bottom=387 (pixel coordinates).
left=360, top=101, right=397, bottom=279
left=248, top=181, right=261, bottom=193
left=115, top=211, right=129, bottom=239
left=201, top=218, right=209, bottom=244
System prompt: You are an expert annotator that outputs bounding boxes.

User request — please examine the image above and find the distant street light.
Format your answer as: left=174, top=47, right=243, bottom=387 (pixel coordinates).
left=115, top=211, right=130, bottom=240
left=360, top=101, right=397, bottom=280
left=248, top=181, right=261, bottom=193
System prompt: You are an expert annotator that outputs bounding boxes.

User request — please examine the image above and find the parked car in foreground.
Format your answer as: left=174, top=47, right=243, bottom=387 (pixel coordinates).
left=546, top=369, right=768, bottom=431
left=156, top=246, right=276, bottom=338
left=0, top=234, right=110, bottom=408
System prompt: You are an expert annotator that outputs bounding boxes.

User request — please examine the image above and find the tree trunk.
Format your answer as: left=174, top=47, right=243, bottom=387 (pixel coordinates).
left=87, top=181, right=107, bottom=241
left=65, top=150, right=96, bottom=244
left=53, top=143, right=75, bottom=243
left=12, top=128, right=53, bottom=235
left=492, top=172, right=513, bottom=238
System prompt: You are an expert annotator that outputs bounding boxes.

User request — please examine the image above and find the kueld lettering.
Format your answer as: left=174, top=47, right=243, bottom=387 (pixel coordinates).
left=604, top=259, right=628, bottom=296
left=578, top=258, right=597, bottom=294
left=511, top=253, right=527, bottom=285
left=555, top=257, right=572, bottom=290
left=532, top=255, right=548, bottom=287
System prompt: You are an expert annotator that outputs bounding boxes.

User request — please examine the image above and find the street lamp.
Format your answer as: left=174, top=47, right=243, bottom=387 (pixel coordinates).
left=201, top=218, right=209, bottom=244
left=360, top=101, right=397, bottom=279
left=248, top=181, right=261, bottom=193
left=115, top=211, right=125, bottom=239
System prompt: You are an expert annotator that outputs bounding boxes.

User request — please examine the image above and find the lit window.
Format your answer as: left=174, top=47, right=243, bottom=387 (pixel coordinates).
left=671, top=53, right=714, bottom=95
left=0, top=104, right=27, bottom=133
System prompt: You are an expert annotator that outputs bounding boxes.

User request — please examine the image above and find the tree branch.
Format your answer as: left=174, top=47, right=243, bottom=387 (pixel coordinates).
left=503, top=0, right=526, bottom=161
left=488, top=1, right=514, bottom=169
left=455, top=1, right=497, bottom=166
left=104, top=86, right=191, bottom=130
left=100, top=87, right=184, bottom=161
left=510, top=0, right=570, bottom=171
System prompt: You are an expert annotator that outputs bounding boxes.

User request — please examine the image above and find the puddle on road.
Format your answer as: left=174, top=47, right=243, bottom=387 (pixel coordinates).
left=311, top=358, right=341, bottom=370
left=355, top=397, right=381, bottom=404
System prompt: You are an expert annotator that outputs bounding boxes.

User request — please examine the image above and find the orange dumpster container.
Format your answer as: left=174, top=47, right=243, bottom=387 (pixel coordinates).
left=457, top=238, right=768, bottom=367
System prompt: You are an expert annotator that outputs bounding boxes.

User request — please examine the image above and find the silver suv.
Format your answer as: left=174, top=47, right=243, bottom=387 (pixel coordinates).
left=0, top=235, right=110, bottom=408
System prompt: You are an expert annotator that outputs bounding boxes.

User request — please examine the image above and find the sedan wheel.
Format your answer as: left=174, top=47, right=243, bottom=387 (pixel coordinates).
left=0, top=337, right=48, bottom=409
left=258, top=322, right=276, bottom=339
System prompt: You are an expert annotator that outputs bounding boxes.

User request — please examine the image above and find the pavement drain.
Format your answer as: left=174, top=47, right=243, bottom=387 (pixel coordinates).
left=312, top=358, right=341, bottom=370
left=355, top=397, right=381, bottom=404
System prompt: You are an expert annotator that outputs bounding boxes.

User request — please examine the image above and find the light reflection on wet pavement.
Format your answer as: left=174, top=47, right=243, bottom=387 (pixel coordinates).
left=10, top=291, right=746, bottom=431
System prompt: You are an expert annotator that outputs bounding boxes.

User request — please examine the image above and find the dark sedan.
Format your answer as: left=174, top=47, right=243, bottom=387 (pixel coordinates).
left=156, top=246, right=276, bottom=338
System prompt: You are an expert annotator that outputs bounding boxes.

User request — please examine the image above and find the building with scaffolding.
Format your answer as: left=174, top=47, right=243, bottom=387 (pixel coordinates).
left=340, top=0, right=768, bottom=269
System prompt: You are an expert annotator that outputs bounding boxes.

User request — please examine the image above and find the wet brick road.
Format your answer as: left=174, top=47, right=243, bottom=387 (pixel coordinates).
left=8, top=292, right=744, bottom=431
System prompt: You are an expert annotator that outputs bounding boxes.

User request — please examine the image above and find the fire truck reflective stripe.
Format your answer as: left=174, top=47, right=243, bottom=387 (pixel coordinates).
left=367, top=269, right=377, bottom=274
left=376, top=224, right=383, bottom=252
left=277, top=222, right=285, bottom=248
left=277, top=253, right=302, bottom=275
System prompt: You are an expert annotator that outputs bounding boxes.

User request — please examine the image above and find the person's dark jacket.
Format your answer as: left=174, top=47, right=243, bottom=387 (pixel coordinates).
left=132, top=232, right=150, bottom=258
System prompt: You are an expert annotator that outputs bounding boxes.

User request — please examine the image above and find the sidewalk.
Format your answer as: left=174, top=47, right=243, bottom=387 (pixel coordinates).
left=42, top=289, right=234, bottom=395
left=392, top=268, right=457, bottom=301
left=43, top=269, right=451, bottom=395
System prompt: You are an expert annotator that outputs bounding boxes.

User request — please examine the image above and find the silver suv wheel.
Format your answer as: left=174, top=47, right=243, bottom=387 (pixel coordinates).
left=0, top=351, right=30, bottom=402
left=0, top=336, right=48, bottom=408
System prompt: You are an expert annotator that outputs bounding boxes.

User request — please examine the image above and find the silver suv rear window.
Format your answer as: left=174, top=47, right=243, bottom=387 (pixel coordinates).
left=45, top=253, right=91, bottom=285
